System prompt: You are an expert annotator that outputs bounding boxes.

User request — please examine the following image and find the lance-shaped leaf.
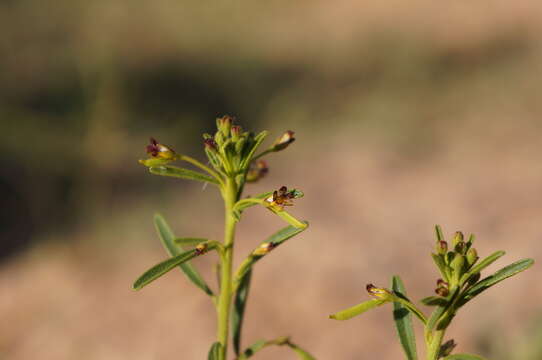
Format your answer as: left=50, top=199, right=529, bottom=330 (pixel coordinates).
left=173, top=237, right=210, bottom=246
left=149, top=165, right=219, bottom=184
left=458, top=258, right=534, bottom=307
left=392, top=275, right=418, bottom=360
left=459, top=251, right=505, bottom=285
left=426, top=287, right=460, bottom=334
left=239, top=131, right=269, bottom=170
left=435, top=225, right=445, bottom=242
left=431, top=253, right=450, bottom=282
left=234, top=223, right=309, bottom=288
left=329, top=298, right=387, bottom=320
left=133, top=242, right=218, bottom=290
left=154, top=214, right=213, bottom=296
left=444, top=354, right=487, bottom=360
left=236, top=339, right=267, bottom=359
left=273, top=209, right=307, bottom=229
left=420, top=296, right=448, bottom=307
left=208, top=342, right=222, bottom=360
left=233, top=270, right=252, bottom=355
left=286, top=341, right=316, bottom=360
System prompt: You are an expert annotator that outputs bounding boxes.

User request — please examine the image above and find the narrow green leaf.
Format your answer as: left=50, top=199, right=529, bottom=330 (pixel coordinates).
left=459, top=250, right=505, bottom=284
left=154, top=214, right=213, bottom=296
left=275, top=210, right=308, bottom=229
left=435, top=225, right=444, bottom=242
left=234, top=223, right=309, bottom=284
left=240, top=130, right=269, bottom=170
left=149, top=165, right=219, bottom=184
left=237, top=339, right=267, bottom=359
left=133, top=249, right=199, bottom=290
left=233, top=270, right=252, bottom=355
left=173, top=237, right=209, bottom=246
left=329, top=298, right=387, bottom=320
left=426, top=305, right=446, bottom=333
left=392, top=276, right=418, bottom=360
left=426, top=287, right=460, bottom=333
left=208, top=342, right=222, bottom=360
left=420, top=296, right=448, bottom=307
left=431, top=253, right=449, bottom=281
left=286, top=342, right=316, bottom=360
left=459, top=258, right=534, bottom=306
left=444, top=354, right=487, bottom=360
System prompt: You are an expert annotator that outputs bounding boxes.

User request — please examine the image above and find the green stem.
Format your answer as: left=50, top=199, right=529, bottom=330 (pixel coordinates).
left=179, top=154, right=225, bottom=186
left=426, top=328, right=445, bottom=360
left=217, top=178, right=238, bottom=360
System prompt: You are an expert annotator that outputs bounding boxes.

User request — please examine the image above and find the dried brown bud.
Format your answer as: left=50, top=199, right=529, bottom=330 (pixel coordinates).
left=366, top=284, right=393, bottom=299
left=272, top=130, right=295, bottom=151
left=195, top=243, right=208, bottom=255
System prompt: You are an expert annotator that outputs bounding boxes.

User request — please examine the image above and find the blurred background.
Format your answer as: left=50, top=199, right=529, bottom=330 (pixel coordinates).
left=1, top=0, right=541, bottom=359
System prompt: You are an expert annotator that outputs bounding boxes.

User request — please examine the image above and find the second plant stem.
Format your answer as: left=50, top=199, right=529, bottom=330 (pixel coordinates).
left=217, top=178, right=239, bottom=360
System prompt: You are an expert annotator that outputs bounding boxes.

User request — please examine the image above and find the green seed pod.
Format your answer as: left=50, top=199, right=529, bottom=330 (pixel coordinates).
left=466, top=247, right=479, bottom=267
left=214, top=131, right=225, bottom=146
left=450, top=254, right=466, bottom=279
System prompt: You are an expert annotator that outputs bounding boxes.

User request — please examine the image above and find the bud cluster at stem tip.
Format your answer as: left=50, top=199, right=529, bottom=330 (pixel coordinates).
left=432, top=226, right=480, bottom=294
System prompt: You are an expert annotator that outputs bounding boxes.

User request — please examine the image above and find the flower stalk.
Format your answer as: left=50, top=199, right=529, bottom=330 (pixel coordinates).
left=133, top=117, right=313, bottom=360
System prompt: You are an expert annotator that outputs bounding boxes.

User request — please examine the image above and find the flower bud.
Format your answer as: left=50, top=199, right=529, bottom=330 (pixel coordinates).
left=366, top=284, right=393, bottom=299
left=231, top=125, right=242, bottom=141
left=216, top=115, right=233, bottom=135
left=272, top=130, right=295, bottom=151
left=146, top=137, right=176, bottom=160
left=204, top=138, right=218, bottom=152
left=252, top=242, right=276, bottom=256
left=436, top=241, right=448, bottom=255
left=246, top=160, right=269, bottom=182
left=466, top=247, right=478, bottom=267
left=452, top=231, right=465, bottom=252
left=435, top=279, right=449, bottom=297
left=439, top=339, right=457, bottom=358
left=450, top=254, right=466, bottom=279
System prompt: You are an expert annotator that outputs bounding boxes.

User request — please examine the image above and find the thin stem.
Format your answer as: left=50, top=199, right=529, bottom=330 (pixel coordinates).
left=252, top=148, right=273, bottom=161
left=217, top=177, right=238, bottom=360
left=426, top=328, right=445, bottom=360
left=179, top=154, right=225, bottom=186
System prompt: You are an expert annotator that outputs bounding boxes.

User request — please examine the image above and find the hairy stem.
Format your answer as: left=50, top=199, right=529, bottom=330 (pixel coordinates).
left=217, top=178, right=238, bottom=360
